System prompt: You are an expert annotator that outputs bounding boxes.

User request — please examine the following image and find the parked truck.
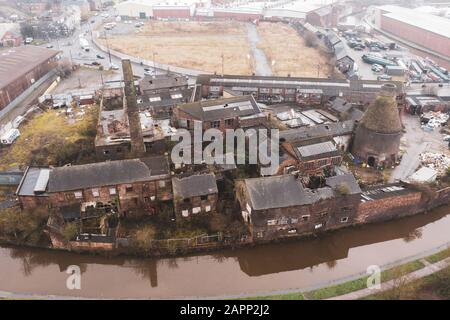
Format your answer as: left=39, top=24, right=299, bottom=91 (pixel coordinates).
left=362, top=54, right=397, bottom=67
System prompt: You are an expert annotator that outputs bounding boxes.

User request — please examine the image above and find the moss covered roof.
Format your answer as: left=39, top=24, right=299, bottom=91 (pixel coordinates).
left=359, top=95, right=402, bottom=134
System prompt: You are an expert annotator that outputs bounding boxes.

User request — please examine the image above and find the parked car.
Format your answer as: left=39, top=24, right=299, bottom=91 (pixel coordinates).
left=109, top=63, right=119, bottom=70
left=353, top=45, right=364, bottom=51
left=372, top=64, right=383, bottom=72
left=46, top=44, right=53, bottom=48
left=96, top=54, right=105, bottom=59
left=377, top=74, right=392, bottom=81
left=370, top=46, right=381, bottom=52
left=91, top=61, right=101, bottom=66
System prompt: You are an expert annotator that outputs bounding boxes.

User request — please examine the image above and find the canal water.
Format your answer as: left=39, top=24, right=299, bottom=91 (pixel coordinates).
left=1, top=206, right=450, bottom=299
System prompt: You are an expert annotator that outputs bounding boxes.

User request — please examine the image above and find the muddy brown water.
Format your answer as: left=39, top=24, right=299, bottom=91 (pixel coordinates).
left=1, top=206, right=450, bottom=299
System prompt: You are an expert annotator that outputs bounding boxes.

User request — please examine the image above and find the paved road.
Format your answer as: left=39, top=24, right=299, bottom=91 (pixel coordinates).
left=247, top=23, right=272, bottom=76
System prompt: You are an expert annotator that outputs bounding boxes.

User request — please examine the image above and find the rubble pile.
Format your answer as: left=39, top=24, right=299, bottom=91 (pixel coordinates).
left=421, top=111, right=449, bottom=129
left=420, top=152, right=450, bottom=176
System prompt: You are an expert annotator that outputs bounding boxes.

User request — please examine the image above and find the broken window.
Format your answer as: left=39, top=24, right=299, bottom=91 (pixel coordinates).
left=92, top=188, right=99, bottom=197
left=210, top=120, right=220, bottom=128
left=341, top=217, right=349, bottom=223
left=225, top=118, right=234, bottom=126
left=302, top=215, right=310, bottom=222
left=200, top=195, right=208, bottom=201
left=125, top=185, right=133, bottom=193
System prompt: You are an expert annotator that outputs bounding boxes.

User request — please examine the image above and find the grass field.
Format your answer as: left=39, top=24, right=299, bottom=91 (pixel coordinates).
left=256, top=22, right=331, bottom=77
left=100, top=21, right=254, bottom=75
left=99, top=21, right=331, bottom=77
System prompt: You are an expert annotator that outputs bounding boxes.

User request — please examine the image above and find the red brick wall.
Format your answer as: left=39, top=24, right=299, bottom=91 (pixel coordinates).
left=356, top=191, right=423, bottom=223
left=153, top=9, right=191, bottom=19
left=381, top=15, right=450, bottom=58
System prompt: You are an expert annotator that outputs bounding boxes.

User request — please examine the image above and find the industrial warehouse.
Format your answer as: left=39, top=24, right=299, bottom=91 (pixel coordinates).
left=2, top=0, right=450, bottom=303
left=0, top=45, right=60, bottom=116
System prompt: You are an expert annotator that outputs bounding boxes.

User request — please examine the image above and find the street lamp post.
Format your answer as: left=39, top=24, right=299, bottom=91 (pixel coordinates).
left=153, top=52, right=157, bottom=72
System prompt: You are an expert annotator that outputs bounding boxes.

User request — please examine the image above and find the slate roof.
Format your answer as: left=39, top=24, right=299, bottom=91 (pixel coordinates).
left=279, top=120, right=355, bottom=143
left=195, top=75, right=404, bottom=97
left=172, top=173, right=218, bottom=199
left=139, top=73, right=188, bottom=93
left=177, top=95, right=262, bottom=122
left=334, top=41, right=353, bottom=62
left=244, top=175, right=334, bottom=210
left=330, top=98, right=352, bottom=113
left=325, top=174, right=361, bottom=195
left=326, top=31, right=341, bottom=47
left=47, top=156, right=170, bottom=192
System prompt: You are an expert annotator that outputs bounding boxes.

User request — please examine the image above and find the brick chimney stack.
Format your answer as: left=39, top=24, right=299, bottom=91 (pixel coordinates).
left=122, top=59, right=145, bottom=157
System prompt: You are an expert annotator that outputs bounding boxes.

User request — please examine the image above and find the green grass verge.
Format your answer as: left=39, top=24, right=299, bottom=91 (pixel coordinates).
left=240, top=259, right=425, bottom=300
left=305, top=260, right=424, bottom=300
left=425, top=248, right=450, bottom=264
left=239, top=293, right=305, bottom=300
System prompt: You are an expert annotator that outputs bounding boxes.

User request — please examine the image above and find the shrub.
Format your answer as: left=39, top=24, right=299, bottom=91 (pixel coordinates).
left=0, top=206, right=49, bottom=244
left=62, top=222, right=79, bottom=242
left=132, top=225, right=157, bottom=251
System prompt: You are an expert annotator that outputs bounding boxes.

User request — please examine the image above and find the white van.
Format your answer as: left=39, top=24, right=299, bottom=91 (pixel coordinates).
left=0, top=128, right=20, bottom=145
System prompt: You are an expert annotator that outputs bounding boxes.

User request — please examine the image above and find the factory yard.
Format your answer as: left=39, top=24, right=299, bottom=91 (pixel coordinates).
left=98, top=20, right=254, bottom=75
left=97, top=20, right=330, bottom=77
left=256, top=22, right=331, bottom=77
left=0, top=106, right=98, bottom=171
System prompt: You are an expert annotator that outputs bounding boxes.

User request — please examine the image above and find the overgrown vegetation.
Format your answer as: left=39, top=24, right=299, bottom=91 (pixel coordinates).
left=364, top=264, right=450, bottom=300
left=62, top=222, right=79, bottom=242
left=0, top=106, right=98, bottom=170
left=0, top=206, right=50, bottom=245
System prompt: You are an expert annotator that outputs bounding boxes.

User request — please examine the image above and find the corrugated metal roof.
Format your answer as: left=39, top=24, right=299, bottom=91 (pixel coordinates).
left=0, top=46, right=60, bottom=89
left=297, top=141, right=337, bottom=158
left=383, top=10, right=450, bottom=39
